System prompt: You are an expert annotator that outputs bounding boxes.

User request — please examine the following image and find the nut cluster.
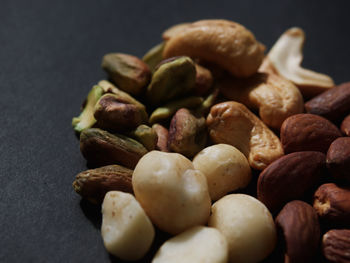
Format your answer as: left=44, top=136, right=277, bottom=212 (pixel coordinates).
left=71, top=19, right=350, bottom=262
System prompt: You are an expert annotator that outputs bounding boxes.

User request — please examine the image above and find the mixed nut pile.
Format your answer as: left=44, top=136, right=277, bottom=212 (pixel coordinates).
left=72, top=19, right=350, bottom=263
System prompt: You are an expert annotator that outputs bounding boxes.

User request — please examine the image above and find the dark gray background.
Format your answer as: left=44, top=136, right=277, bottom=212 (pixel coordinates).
left=1, top=0, right=349, bottom=262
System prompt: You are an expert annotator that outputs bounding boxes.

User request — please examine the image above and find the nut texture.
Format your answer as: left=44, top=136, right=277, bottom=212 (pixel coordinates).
left=208, top=194, right=276, bottom=263
left=163, top=19, right=265, bottom=77
left=80, top=128, right=148, bottom=169
left=322, top=229, right=350, bottom=263
left=168, top=108, right=207, bottom=158
left=132, top=151, right=211, bottom=235
left=129, top=125, right=158, bottom=151
left=73, top=165, right=133, bottom=204
left=280, top=113, right=342, bottom=154
left=219, top=72, right=304, bottom=129
left=101, top=191, right=155, bottom=261
left=341, top=114, right=350, bottom=136
left=313, top=183, right=350, bottom=225
left=275, top=200, right=320, bottom=263
left=193, top=144, right=251, bottom=201
left=152, top=226, right=228, bottom=263
left=101, top=53, right=151, bottom=95
left=257, top=151, right=326, bottom=212
left=152, top=124, right=169, bottom=152
left=327, top=137, right=350, bottom=183
left=305, top=82, right=350, bottom=122
left=194, top=63, right=213, bottom=96
left=207, top=101, right=284, bottom=170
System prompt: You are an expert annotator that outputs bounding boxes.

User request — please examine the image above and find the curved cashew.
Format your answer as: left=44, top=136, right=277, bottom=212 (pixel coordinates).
left=260, top=27, right=334, bottom=97
left=219, top=72, right=304, bottom=129
left=162, top=19, right=265, bottom=77
left=207, top=101, right=284, bottom=170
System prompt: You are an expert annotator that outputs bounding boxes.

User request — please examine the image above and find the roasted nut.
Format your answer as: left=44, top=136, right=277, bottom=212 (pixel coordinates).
left=209, top=194, right=276, bottom=263
left=275, top=200, right=320, bottom=263
left=101, top=191, right=155, bottom=261
left=341, top=114, right=350, bottom=136
left=305, top=82, right=350, bottom=122
left=194, top=88, right=219, bottom=116
left=152, top=124, right=169, bottom=152
left=280, top=113, right=342, bottom=154
left=80, top=128, right=148, bottom=169
left=73, top=165, right=133, bottom=204
left=152, top=226, right=228, bottom=263
left=313, top=183, right=350, bottom=225
left=142, top=42, right=165, bottom=72
left=322, top=229, right=350, bottom=263
left=194, top=63, right=213, bottom=96
left=146, top=56, right=196, bottom=106
left=207, top=101, right=284, bottom=170
left=163, top=19, right=265, bottom=77
left=101, top=53, right=151, bottom=95
left=132, top=151, right=211, bottom=235
left=168, top=108, right=207, bottom=158
left=327, top=137, right=350, bottom=184
left=219, top=72, right=304, bottom=129
left=72, top=85, right=104, bottom=133
left=162, top=22, right=191, bottom=41
left=193, top=144, right=251, bottom=201
left=128, top=124, right=158, bottom=151
left=260, top=27, right=334, bottom=98
left=149, top=96, right=203, bottom=124
left=94, top=94, right=148, bottom=132
left=257, top=151, right=326, bottom=212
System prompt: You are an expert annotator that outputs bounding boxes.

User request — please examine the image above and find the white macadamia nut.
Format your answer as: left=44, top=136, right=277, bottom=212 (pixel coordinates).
left=209, top=194, right=276, bottom=263
left=152, top=226, right=228, bottom=263
left=101, top=191, right=155, bottom=261
left=193, top=144, right=251, bottom=201
left=132, top=151, right=211, bottom=235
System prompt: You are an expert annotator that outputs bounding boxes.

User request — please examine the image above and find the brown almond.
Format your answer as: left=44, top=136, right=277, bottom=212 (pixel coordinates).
left=257, top=151, right=326, bottom=212
left=72, top=165, right=133, bottom=204
left=322, top=229, right=350, bottom=263
left=327, top=137, right=350, bottom=184
left=341, top=114, right=350, bottom=136
left=313, top=183, right=350, bottom=225
left=280, top=113, right=342, bottom=154
left=305, top=82, right=350, bottom=122
left=275, top=200, right=320, bottom=263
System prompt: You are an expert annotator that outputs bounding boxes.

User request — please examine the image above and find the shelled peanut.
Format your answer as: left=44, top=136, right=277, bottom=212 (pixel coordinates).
left=71, top=19, right=350, bottom=263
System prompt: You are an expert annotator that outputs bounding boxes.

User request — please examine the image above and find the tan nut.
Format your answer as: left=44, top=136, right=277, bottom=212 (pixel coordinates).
left=163, top=19, right=265, bottom=77
left=260, top=27, right=334, bottom=98
left=220, top=72, right=304, bottom=129
left=207, top=101, right=284, bottom=170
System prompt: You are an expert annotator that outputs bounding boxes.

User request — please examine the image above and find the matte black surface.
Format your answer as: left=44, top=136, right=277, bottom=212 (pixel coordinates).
left=1, top=0, right=349, bottom=262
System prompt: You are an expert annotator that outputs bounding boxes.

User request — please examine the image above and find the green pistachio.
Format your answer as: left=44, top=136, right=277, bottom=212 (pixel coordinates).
left=142, top=42, right=165, bottom=72
left=128, top=125, right=158, bottom=151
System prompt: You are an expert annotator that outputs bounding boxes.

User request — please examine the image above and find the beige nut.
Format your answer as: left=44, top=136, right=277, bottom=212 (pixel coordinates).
left=132, top=151, right=211, bottom=235
left=101, top=191, right=155, bottom=261
left=207, top=101, right=284, bottom=170
left=193, top=144, right=251, bottom=201
left=163, top=19, right=265, bottom=77
left=220, top=72, right=304, bottom=129
left=209, top=194, right=276, bottom=263
left=260, top=27, right=334, bottom=98
left=152, top=226, right=228, bottom=263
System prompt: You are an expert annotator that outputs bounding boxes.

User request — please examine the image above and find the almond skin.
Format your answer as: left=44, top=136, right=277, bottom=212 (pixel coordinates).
left=275, top=200, right=320, bottom=263
left=327, top=137, right=350, bottom=184
left=322, top=229, right=350, bottom=263
left=313, top=183, right=350, bottom=225
left=257, top=151, right=326, bottom=212
left=280, top=113, right=342, bottom=154
left=341, top=114, right=350, bottom=136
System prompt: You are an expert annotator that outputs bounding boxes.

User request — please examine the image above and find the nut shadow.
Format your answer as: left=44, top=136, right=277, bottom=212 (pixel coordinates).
left=79, top=199, right=102, bottom=229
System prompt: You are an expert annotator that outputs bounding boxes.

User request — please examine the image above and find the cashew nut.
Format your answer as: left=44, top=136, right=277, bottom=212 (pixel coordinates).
left=260, top=27, right=334, bottom=97
left=162, top=19, right=265, bottom=77
left=206, top=101, right=284, bottom=170
left=219, top=72, right=304, bottom=129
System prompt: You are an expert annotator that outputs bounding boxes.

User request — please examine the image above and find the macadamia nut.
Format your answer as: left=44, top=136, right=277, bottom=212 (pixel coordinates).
left=132, top=151, right=211, bottom=235
left=101, top=191, right=155, bottom=261
left=209, top=194, right=276, bottom=263
left=152, top=226, right=228, bottom=263
left=193, top=144, right=251, bottom=201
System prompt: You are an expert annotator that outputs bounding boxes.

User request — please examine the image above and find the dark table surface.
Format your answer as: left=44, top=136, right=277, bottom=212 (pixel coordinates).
left=1, top=0, right=349, bottom=262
